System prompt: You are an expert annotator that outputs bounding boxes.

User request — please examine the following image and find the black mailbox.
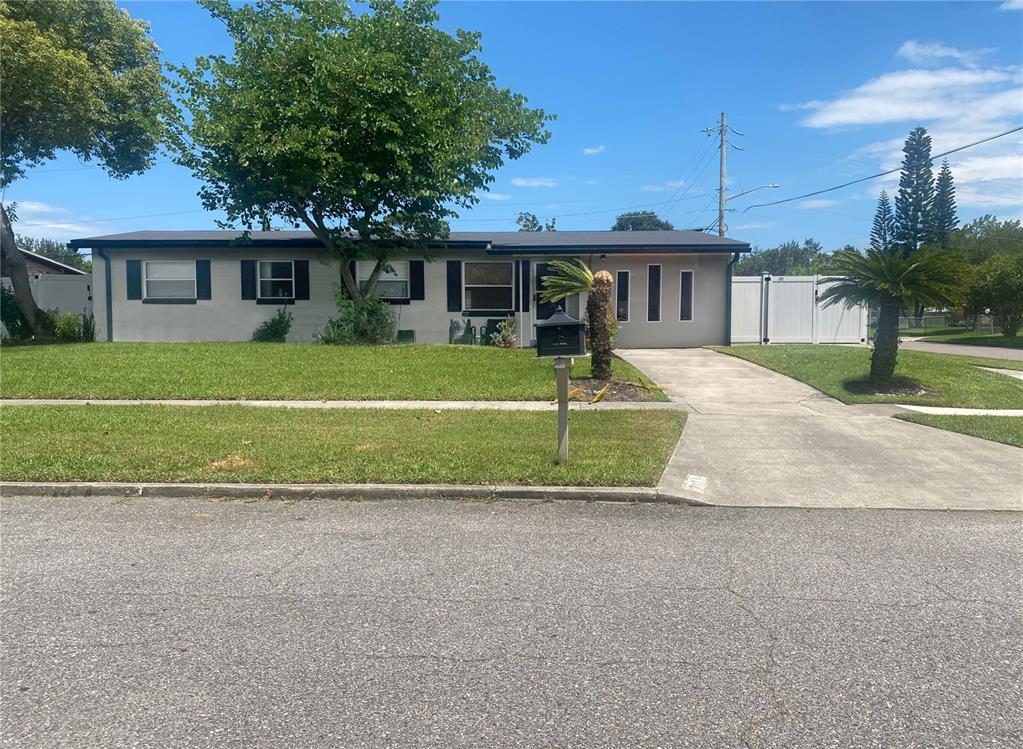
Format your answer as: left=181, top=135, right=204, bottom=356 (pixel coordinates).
left=536, top=307, right=587, bottom=358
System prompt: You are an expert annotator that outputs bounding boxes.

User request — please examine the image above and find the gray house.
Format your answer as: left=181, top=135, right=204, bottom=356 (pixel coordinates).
left=69, top=230, right=750, bottom=348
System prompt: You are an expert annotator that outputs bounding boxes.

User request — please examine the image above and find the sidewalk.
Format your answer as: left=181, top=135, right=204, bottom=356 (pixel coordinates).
left=901, top=339, right=1023, bottom=361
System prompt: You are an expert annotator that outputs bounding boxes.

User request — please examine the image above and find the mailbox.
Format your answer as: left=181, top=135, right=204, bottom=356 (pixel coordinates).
left=536, top=307, right=587, bottom=359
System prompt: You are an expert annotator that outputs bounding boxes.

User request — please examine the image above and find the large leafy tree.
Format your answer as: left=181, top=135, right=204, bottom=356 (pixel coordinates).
left=170, top=0, right=552, bottom=307
left=967, top=254, right=1023, bottom=338
left=931, top=160, right=958, bottom=246
left=869, top=191, right=896, bottom=253
left=894, top=126, right=936, bottom=257
left=516, top=212, right=556, bottom=232
left=948, top=215, right=1022, bottom=264
left=0, top=0, right=166, bottom=333
left=610, top=211, right=674, bottom=231
left=540, top=260, right=614, bottom=380
left=821, top=248, right=966, bottom=386
left=734, top=238, right=826, bottom=276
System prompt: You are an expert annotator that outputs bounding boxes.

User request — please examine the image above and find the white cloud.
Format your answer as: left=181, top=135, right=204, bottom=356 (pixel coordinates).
left=1000, top=0, right=1022, bottom=9
left=788, top=44, right=1023, bottom=212
left=511, top=177, right=558, bottom=188
left=731, top=221, right=777, bottom=230
left=641, top=179, right=685, bottom=192
left=9, top=200, right=101, bottom=239
left=482, top=192, right=512, bottom=201
left=897, top=40, right=991, bottom=68
left=798, top=199, right=838, bottom=209
left=582, top=145, right=606, bottom=156
left=792, top=67, right=1020, bottom=128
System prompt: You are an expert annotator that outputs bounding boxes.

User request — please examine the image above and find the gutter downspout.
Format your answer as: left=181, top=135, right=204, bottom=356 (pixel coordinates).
left=724, top=251, right=740, bottom=346
left=95, top=248, right=113, bottom=342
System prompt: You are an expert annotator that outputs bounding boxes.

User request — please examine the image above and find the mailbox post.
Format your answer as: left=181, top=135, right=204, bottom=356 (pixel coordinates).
left=535, top=308, right=587, bottom=466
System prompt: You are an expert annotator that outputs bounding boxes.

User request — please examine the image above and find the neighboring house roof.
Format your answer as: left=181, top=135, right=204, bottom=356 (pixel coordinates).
left=0, top=249, right=87, bottom=276
left=69, top=229, right=750, bottom=254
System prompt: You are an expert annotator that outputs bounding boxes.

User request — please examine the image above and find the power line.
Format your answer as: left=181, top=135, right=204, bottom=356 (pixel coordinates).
left=17, top=208, right=207, bottom=228
left=741, top=125, right=1023, bottom=213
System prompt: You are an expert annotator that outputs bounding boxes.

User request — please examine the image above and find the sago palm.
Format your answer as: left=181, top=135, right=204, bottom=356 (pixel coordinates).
left=540, top=259, right=615, bottom=380
left=819, top=246, right=966, bottom=386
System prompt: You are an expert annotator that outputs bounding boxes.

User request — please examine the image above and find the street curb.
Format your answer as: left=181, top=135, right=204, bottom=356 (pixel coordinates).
left=0, top=481, right=709, bottom=507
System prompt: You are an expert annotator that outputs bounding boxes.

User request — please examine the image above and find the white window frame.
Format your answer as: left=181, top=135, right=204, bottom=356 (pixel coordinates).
left=257, top=259, right=295, bottom=300
left=143, top=260, right=196, bottom=300
left=679, top=269, right=695, bottom=322
left=647, top=264, right=662, bottom=323
left=463, top=259, right=515, bottom=313
left=615, top=270, right=630, bottom=323
left=357, top=259, right=410, bottom=300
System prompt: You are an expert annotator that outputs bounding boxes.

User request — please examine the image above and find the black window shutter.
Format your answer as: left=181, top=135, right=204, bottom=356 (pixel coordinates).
left=240, top=260, right=257, bottom=300
left=513, top=261, right=520, bottom=312
left=520, top=260, right=530, bottom=312
left=294, top=260, right=310, bottom=300
left=126, top=260, right=142, bottom=300
left=196, top=260, right=211, bottom=300
left=446, top=260, right=462, bottom=312
left=409, top=260, right=425, bottom=300
left=647, top=265, right=661, bottom=322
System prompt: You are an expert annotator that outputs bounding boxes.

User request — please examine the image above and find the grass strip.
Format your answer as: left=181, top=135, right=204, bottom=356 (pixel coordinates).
left=895, top=414, right=1023, bottom=449
left=0, top=342, right=666, bottom=401
left=713, top=345, right=1023, bottom=409
left=0, top=405, right=685, bottom=486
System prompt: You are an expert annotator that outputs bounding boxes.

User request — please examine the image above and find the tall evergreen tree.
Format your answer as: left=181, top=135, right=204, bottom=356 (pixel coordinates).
left=869, top=190, right=896, bottom=253
left=894, top=126, right=936, bottom=257
left=931, top=159, right=958, bottom=246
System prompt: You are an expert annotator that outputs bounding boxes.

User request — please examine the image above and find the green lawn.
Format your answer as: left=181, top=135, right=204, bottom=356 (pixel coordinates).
left=895, top=413, right=1023, bottom=448
left=920, top=332, right=1023, bottom=349
left=713, top=345, right=1023, bottom=409
left=0, top=342, right=666, bottom=401
left=0, top=405, right=685, bottom=486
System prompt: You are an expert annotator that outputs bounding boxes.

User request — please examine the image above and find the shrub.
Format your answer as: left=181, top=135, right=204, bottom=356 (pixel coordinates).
left=252, top=308, right=293, bottom=342
left=0, top=285, right=32, bottom=340
left=489, top=318, right=518, bottom=348
left=79, top=312, right=96, bottom=342
left=53, top=312, right=80, bottom=341
left=320, top=289, right=397, bottom=344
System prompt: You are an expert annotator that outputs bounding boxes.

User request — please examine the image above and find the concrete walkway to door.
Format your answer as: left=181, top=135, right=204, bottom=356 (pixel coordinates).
left=618, top=348, right=1023, bottom=511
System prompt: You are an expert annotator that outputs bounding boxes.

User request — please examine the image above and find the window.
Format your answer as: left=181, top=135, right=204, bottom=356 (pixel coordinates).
left=647, top=264, right=661, bottom=322
left=680, top=270, right=694, bottom=321
left=144, top=261, right=195, bottom=300
left=357, top=260, right=409, bottom=300
left=464, top=261, right=514, bottom=312
left=615, top=271, right=630, bottom=322
left=258, top=260, right=294, bottom=299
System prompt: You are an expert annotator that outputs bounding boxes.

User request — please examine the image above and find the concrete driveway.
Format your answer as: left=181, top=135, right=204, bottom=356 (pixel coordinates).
left=618, top=349, right=1023, bottom=511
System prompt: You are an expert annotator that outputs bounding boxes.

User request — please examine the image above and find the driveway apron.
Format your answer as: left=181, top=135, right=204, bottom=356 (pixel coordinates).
left=618, top=349, right=1023, bottom=511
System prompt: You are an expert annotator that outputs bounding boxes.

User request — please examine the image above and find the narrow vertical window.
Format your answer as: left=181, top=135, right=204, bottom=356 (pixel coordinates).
left=680, top=270, right=694, bottom=321
left=647, top=264, right=661, bottom=322
left=615, top=270, right=630, bottom=322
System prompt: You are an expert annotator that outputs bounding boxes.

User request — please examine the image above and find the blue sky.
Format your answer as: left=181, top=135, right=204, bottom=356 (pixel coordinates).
left=8, top=1, right=1022, bottom=254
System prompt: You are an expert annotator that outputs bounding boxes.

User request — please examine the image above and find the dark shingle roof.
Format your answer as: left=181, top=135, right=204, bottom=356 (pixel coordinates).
left=70, top=229, right=749, bottom=253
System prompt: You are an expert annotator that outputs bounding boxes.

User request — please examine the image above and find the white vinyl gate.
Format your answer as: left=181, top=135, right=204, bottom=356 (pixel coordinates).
left=731, top=274, right=868, bottom=345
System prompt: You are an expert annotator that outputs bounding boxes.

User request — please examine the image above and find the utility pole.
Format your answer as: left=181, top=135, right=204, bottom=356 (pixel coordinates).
left=704, top=112, right=743, bottom=236
left=718, top=112, right=727, bottom=237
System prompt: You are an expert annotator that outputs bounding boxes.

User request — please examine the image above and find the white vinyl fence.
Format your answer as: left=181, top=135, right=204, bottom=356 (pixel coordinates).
left=1, top=274, right=93, bottom=336
left=731, top=274, right=868, bottom=345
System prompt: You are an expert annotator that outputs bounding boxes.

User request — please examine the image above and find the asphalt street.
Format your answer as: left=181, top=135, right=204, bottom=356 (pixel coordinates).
left=1, top=495, right=1020, bottom=748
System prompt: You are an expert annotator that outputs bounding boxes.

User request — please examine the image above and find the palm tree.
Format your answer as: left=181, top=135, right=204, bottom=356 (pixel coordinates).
left=820, top=247, right=966, bottom=386
left=540, top=259, right=615, bottom=380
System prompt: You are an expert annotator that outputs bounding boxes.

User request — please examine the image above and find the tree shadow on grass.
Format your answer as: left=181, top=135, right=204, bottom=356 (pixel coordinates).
left=842, top=376, right=932, bottom=399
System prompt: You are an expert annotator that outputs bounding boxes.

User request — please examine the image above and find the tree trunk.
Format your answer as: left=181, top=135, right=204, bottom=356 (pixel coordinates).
left=870, top=296, right=900, bottom=386
left=0, top=201, right=48, bottom=336
left=587, top=272, right=614, bottom=381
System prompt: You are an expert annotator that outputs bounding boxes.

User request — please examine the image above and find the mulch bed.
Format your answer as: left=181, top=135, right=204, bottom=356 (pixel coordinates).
left=569, top=378, right=664, bottom=402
